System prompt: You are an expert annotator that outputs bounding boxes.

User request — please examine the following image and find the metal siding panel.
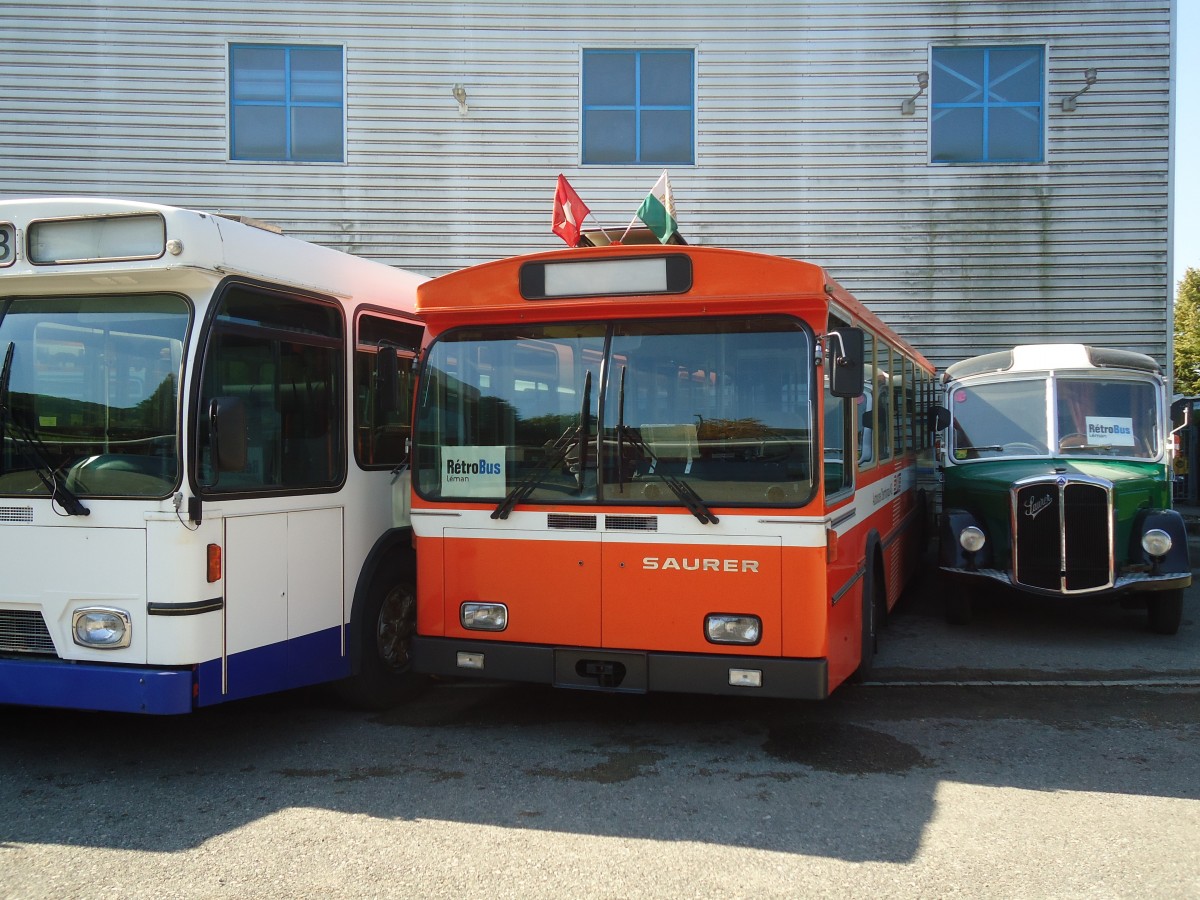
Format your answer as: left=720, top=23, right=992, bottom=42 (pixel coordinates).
left=0, top=0, right=1172, bottom=369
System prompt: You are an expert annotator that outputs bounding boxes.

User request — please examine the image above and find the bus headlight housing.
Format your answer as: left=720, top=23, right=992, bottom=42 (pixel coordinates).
left=461, top=602, right=508, bottom=631
left=705, top=614, right=761, bottom=645
left=1141, top=529, right=1172, bottom=558
left=959, top=526, right=986, bottom=553
left=72, top=607, right=132, bottom=649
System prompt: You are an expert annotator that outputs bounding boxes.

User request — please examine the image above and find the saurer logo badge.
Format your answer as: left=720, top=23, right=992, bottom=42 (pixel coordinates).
left=1023, top=493, right=1054, bottom=521
left=643, top=557, right=760, bottom=573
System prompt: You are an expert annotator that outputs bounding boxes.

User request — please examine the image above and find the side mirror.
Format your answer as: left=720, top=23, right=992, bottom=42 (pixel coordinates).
left=827, top=327, right=865, bottom=398
left=929, top=405, right=950, bottom=432
left=210, top=396, right=247, bottom=474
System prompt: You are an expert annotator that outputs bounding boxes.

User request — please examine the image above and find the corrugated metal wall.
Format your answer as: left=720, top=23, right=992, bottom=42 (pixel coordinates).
left=0, top=1, right=1173, bottom=370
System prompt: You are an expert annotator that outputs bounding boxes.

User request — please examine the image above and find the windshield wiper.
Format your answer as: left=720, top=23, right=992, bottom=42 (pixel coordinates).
left=492, top=370, right=592, bottom=520
left=956, top=445, right=1003, bottom=452
left=0, top=342, right=89, bottom=516
left=617, top=422, right=718, bottom=525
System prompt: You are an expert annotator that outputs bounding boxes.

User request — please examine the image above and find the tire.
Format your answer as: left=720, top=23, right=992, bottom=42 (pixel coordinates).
left=851, top=559, right=884, bottom=683
left=1147, top=589, right=1184, bottom=636
left=335, top=569, right=425, bottom=709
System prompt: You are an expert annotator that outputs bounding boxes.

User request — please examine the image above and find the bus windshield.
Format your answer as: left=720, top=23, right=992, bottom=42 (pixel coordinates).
left=0, top=293, right=188, bottom=498
left=950, top=375, right=1159, bottom=461
left=415, top=315, right=815, bottom=508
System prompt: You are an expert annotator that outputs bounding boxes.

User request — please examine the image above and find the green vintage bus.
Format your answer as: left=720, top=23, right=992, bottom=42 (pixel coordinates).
left=932, top=344, right=1189, bottom=634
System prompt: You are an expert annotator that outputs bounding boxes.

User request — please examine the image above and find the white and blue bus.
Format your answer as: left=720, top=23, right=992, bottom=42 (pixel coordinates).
left=0, top=198, right=426, bottom=713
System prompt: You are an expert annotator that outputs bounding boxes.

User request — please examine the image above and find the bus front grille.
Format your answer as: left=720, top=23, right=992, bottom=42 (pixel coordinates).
left=1012, top=477, right=1113, bottom=594
left=0, top=609, right=57, bottom=655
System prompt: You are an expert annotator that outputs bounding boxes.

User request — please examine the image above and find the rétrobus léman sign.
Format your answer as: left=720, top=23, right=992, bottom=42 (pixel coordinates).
left=442, top=446, right=506, bottom=498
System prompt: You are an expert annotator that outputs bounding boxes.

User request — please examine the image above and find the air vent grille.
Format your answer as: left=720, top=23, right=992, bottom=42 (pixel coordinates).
left=547, top=514, right=597, bottom=530
left=605, top=515, right=658, bottom=532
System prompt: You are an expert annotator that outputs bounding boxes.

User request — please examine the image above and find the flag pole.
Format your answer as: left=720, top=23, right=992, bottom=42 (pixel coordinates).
left=618, top=212, right=639, bottom=244
left=586, top=212, right=618, bottom=244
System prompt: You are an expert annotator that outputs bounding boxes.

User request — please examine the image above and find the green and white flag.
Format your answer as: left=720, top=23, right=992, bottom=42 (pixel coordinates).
left=635, top=171, right=678, bottom=243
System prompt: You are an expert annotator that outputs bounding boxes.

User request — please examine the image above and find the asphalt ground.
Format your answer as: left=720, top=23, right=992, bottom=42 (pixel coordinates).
left=872, top=532, right=1200, bottom=687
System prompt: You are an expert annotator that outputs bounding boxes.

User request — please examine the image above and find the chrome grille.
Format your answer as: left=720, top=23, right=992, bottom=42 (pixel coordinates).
left=1012, top=476, right=1113, bottom=593
left=0, top=609, right=57, bottom=655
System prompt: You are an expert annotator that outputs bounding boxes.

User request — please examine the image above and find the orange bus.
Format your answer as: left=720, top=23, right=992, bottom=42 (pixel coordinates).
left=408, top=232, right=935, bottom=699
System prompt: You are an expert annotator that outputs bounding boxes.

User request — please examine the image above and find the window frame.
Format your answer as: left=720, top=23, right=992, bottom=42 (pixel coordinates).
left=929, top=44, right=1046, bottom=165
left=581, top=48, right=696, bottom=166
left=194, top=281, right=346, bottom=497
left=229, top=43, right=347, bottom=163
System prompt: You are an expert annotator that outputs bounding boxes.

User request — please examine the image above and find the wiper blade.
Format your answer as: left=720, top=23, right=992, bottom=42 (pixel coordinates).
left=0, top=342, right=89, bottom=517
left=618, top=424, right=718, bottom=525
left=492, top=370, right=592, bottom=520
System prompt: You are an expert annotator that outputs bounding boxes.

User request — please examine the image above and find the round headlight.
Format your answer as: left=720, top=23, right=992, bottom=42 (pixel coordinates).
left=959, top=526, right=986, bottom=553
left=1141, top=528, right=1172, bottom=558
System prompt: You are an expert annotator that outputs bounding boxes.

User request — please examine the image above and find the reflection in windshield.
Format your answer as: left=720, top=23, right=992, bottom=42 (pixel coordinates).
left=415, top=316, right=814, bottom=508
left=0, top=293, right=188, bottom=498
left=951, top=376, right=1159, bottom=461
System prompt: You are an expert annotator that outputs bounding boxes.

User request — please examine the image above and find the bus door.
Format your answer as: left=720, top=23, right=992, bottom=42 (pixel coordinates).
left=196, top=284, right=348, bottom=703
left=221, top=508, right=344, bottom=700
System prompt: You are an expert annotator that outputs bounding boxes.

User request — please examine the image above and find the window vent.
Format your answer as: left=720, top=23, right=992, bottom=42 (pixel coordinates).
left=0, top=507, right=34, bottom=524
left=547, top=514, right=597, bottom=530
left=605, top=515, right=658, bottom=532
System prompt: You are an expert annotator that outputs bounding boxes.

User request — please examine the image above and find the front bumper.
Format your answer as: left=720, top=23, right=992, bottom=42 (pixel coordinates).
left=412, top=637, right=829, bottom=700
left=939, top=565, right=1191, bottom=598
left=0, top=656, right=195, bottom=715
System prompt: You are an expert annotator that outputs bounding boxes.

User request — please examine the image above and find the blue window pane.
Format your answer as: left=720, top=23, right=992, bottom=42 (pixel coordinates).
left=583, top=52, right=636, bottom=106
left=930, top=45, right=1043, bottom=164
left=584, top=109, right=636, bottom=163
left=292, top=107, right=344, bottom=161
left=989, top=48, right=1041, bottom=103
left=231, top=47, right=286, bottom=102
left=230, top=44, right=344, bottom=162
left=989, top=107, right=1041, bottom=161
left=641, top=52, right=693, bottom=106
left=641, top=109, right=693, bottom=164
left=931, top=108, right=984, bottom=163
left=291, top=49, right=343, bottom=103
left=932, top=49, right=984, bottom=104
left=581, top=48, right=694, bottom=165
left=233, top=105, right=287, bottom=159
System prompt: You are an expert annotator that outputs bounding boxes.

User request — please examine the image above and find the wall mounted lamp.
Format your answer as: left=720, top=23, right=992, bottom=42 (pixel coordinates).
left=901, top=71, right=929, bottom=116
left=1061, top=69, right=1098, bottom=112
left=452, top=83, right=469, bottom=116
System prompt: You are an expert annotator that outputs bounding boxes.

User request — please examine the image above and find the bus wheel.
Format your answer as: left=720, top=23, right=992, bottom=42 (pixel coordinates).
left=851, top=560, right=884, bottom=683
left=337, top=572, right=424, bottom=709
left=1146, top=589, right=1183, bottom=636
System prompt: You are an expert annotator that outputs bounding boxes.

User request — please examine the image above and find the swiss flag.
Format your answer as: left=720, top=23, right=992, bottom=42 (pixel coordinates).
left=551, top=174, right=591, bottom=247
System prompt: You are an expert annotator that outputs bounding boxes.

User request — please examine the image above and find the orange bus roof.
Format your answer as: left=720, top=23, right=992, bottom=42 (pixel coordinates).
left=417, top=242, right=932, bottom=371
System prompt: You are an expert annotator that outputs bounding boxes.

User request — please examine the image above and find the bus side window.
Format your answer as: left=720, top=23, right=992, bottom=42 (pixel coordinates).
left=825, top=315, right=853, bottom=497
left=877, top=342, right=892, bottom=463
left=355, top=314, right=422, bottom=469
left=198, top=286, right=344, bottom=493
left=858, top=330, right=875, bottom=468
left=824, top=386, right=852, bottom=497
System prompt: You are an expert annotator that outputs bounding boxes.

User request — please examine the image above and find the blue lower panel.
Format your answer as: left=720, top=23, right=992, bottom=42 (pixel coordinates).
left=0, top=656, right=194, bottom=715
left=196, top=626, right=349, bottom=707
